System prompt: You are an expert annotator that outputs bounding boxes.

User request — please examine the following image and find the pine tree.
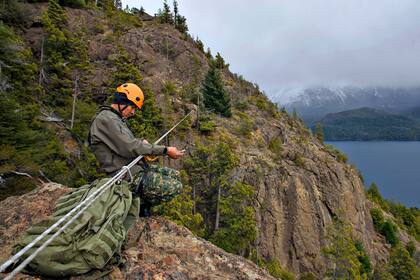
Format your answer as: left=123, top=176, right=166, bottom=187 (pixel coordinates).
left=47, top=0, right=67, bottom=27
left=214, top=52, right=225, bottom=69
left=201, top=62, right=231, bottom=117
left=175, top=14, right=188, bottom=34
left=173, top=0, right=178, bottom=24
left=157, top=0, right=174, bottom=24
left=205, top=47, right=212, bottom=59
left=114, top=0, right=121, bottom=10
left=195, top=37, right=204, bottom=52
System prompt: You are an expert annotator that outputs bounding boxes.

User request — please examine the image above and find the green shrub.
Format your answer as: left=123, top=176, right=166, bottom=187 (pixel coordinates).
left=354, top=240, right=372, bottom=276
left=209, top=182, right=256, bottom=255
left=263, top=258, right=295, bottom=280
left=154, top=175, right=204, bottom=237
left=299, top=272, right=316, bottom=280
left=324, top=144, right=348, bottom=163
left=406, top=241, right=416, bottom=257
left=198, top=115, right=216, bottom=134
left=370, top=207, right=399, bottom=246
left=294, top=154, right=305, bottom=167
left=322, top=218, right=369, bottom=279
left=381, top=221, right=399, bottom=247
left=268, top=138, right=283, bottom=160
left=388, top=245, right=420, bottom=279
left=370, top=208, right=385, bottom=231
left=235, top=112, right=253, bottom=138
left=59, top=0, right=86, bottom=8
left=234, top=100, right=249, bottom=111
left=163, top=80, right=177, bottom=96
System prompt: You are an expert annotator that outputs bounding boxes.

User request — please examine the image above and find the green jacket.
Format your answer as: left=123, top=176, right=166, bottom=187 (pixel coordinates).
left=89, top=106, right=166, bottom=174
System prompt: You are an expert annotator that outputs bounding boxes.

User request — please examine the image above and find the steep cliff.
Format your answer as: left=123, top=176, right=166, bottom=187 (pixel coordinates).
left=1, top=2, right=413, bottom=278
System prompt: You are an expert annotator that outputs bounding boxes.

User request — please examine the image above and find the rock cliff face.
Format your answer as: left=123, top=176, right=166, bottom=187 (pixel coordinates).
left=2, top=3, right=396, bottom=278
left=0, top=184, right=275, bottom=280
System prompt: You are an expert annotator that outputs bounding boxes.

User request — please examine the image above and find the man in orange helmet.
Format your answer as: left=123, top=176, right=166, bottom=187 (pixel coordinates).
left=89, top=83, right=184, bottom=176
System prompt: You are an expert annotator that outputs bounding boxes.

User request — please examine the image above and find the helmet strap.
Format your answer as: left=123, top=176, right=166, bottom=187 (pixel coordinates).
left=117, top=104, right=129, bottom=114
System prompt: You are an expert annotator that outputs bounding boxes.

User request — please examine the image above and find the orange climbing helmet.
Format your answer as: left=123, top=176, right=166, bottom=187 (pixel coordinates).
left=116, top=83, right=144, bottom=109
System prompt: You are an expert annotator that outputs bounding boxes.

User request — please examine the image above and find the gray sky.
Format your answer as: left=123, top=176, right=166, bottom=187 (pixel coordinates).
left=122, top=0, right=420, bottom=102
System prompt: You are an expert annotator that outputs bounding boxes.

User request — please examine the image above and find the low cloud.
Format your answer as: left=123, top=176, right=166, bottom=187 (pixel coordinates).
left=123, top=0, right=420, bottom=98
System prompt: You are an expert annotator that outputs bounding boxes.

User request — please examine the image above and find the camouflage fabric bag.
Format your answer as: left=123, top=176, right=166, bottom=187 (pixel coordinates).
left=140, top=165, right=182, bottom=206
left=14, top=178, right=140, bottom=278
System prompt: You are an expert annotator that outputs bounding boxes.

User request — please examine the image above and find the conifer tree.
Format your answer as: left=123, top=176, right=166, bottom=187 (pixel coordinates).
left=195, top=37, right=204, bottom=53
left=175, top=14, right=188, bottom=34
left=173, top=0, right=178, bottom=24
left=214, top=52, right=225, bottom=69
left=114, top=0, right=121, bottom=10
left=205, top=47, right=212, bottom=59
left=201, top=62, right=231, bottom=117
left=47, top=0, right=67, bottom=27
left=157, top=0, right=174, bottom=24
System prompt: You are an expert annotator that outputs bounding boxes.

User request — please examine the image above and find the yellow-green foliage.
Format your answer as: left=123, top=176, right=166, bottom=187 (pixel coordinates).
left=388, top=245, right=420, bottom=279
left=322, top=217, right=372, bottom=279
left=324, top=144, right=348, bottom=163
left=250, top=256, right=295, bottom=280
left=235, top=111, right=253, bottom=138
left=209, top=182, right=257, bottom=255
left=293, top=154, right=305, bottom=167
left=183, top=141, right=258, bottom=255
left=299, top=272, right=317, bottom=280
left=163, top=80, right=178, bottom=96
left=102, top=1, right=142, bottom=34
left=268, top=137, right=283, bottom=160
left=367, top=183, right=420, bottom=241
left=154, top=171, right=204, bottom=236
left=198, top=115, right=217, bottom=134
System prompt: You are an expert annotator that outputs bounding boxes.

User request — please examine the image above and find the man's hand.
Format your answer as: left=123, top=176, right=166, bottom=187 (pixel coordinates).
left=142, top=139, right=150, bottom=144
left=167, top=147, right=185, bottom=159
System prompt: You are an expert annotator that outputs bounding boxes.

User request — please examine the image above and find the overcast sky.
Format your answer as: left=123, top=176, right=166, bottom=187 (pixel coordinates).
left=121, top=0, right=420, bottom=102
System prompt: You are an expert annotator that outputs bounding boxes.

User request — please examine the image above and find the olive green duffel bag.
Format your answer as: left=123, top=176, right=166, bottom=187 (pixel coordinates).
left=14, top=177, right=139, bottom=278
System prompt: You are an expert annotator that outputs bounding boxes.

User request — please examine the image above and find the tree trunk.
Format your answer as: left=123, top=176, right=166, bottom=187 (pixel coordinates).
left=214, top=183, right=221, bottom=231
left=38, top=38, right=45, bottom=86
left=192, top=184, right=196, bottom=215
left=70, top=77, right=78, bottom=129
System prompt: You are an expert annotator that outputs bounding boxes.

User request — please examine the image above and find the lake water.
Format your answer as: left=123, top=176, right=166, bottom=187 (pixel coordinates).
left=327, top=141, right=420, bottom=208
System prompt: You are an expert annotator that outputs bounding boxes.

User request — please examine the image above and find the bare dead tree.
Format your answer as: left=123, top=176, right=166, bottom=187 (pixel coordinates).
left=38, top=38, right=46, bottom=86
left=214, top=182, right=221, bottom=231
left=70, top=76, right=79, bottom=129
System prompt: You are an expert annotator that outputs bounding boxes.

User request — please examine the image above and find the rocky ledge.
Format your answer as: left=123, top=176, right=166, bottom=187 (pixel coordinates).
left=0, top=184, right=275, bottom=280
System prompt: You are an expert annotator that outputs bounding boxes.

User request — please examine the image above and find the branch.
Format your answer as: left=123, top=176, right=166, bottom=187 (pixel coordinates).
left=39, top=170, right=52, bottom=183
left=11, top=171, right=32, bottom=178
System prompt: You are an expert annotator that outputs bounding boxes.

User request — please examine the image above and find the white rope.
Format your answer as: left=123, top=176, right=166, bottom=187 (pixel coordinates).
left=1, top=110, right=193, bottom=279
left=121, top=165, right=133, bottom=182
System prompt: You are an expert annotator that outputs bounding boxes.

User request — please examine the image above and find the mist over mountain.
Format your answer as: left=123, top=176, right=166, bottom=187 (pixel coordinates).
left=278, top=86, right=420, bottom=124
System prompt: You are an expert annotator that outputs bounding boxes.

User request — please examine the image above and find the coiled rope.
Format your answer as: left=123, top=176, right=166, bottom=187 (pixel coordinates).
left=1, top=111, right=192, bottom=279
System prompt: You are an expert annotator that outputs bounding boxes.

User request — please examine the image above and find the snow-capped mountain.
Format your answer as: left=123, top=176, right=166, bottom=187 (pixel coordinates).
left=274, top=86, right=420, bottom=124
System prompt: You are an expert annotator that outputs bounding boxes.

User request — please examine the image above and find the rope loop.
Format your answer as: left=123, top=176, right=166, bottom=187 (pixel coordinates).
left=121, top=165, right=133, bottom=182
